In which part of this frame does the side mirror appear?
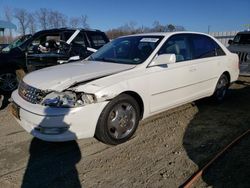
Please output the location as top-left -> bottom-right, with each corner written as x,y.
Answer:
149,54 -> 176,67
228,40 -> 233,45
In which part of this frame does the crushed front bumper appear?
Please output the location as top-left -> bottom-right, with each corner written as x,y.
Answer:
11,90 -> 108,142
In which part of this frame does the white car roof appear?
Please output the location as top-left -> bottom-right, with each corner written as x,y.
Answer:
122,31 -> 212,38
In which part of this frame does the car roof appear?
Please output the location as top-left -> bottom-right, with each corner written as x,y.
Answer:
236,31 -> 250,35
34,28 -> 103,36
122,31 -> 213,38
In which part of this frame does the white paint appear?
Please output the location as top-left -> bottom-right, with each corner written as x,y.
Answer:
12,31 -> 239,142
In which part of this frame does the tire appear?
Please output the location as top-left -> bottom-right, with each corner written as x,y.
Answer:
95,94 -> 140,145
0,70 -> 18,93
213,74 -> 229,103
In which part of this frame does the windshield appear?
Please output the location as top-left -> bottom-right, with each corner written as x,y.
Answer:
2,34 -> 32,52
233,34 -> 250,44
89,35 -> 163,64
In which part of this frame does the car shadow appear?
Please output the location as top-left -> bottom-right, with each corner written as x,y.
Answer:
182,80 -> 250,187
21,107 -> 82,188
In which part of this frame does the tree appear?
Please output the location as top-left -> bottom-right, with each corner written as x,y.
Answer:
106,21 -> 186,39
152,21 -> 167,32
80,15 -> 89,29
28,13 -> 37,34
36,8 -> 49,30
14,8 -> 30,35
4,6 -> 13,39
70,17 -> 80,28
167,24 -> 176,32
48,10 -> 67,29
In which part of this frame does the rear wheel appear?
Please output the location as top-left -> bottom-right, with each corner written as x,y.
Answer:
95,94 -> 140,145
213,74 -> 229,103
0,70 -> 18,93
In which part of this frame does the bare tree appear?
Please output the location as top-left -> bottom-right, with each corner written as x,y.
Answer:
36,8 -> 49,30
48,10 -> 67,29
167,24 -> 176,32
4,6 -> 13,22
152,21 -> 167,32
106,21 -> 186,39
80,15 -> 89,29
28,13 -> 37,34
14,8 -> 30,35
70,17 -> 80,28
4,6 -> 13,39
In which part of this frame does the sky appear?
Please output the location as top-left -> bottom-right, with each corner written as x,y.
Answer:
0,0 -> 249,33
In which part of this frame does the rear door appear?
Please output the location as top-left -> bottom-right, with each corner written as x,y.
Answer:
188,34 -> 226,97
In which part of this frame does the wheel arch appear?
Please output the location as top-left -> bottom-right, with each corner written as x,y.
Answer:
121,91 -> 144,120
222,71 -> 231,86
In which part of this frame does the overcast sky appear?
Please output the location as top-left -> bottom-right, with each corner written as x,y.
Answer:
0,0 -> 249,32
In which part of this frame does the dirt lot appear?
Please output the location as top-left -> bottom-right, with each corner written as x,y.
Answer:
0,76 -> 250,188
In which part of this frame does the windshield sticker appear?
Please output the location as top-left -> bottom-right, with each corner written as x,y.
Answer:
140,38 -> 159,43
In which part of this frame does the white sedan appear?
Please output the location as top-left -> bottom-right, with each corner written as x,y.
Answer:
11,32 -> 239,145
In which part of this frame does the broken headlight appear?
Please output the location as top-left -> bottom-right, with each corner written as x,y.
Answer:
41,91 -> 96,108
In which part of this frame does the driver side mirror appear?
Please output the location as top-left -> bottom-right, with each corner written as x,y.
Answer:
149,54 -> 176,67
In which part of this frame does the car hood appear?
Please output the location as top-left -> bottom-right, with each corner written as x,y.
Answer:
23,60 -> 136,91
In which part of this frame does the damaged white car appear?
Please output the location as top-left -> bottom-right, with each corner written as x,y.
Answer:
10,32 -> 239,145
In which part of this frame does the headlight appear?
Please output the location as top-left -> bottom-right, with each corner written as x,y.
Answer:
41,91 -> 96,108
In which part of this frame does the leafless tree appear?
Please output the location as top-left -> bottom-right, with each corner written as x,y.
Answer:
14,8 -> 30,35
4,6 -> 13,38
4,6 -> 13,22
80,15 -> 89,29
36,8 -> 49,30
152,21 -> 167,32
48,10 -> 67,29
167,24 -> 176,32
106,21 -> 185,39
70,17 -> 80,28
28,13 -> 37,34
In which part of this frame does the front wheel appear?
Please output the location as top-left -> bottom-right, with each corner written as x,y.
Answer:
0,70 -> 18,93
213,74 -> 229,103
95,94 -> 140,145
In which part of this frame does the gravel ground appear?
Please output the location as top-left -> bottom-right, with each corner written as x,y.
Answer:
0,76 -> 249,188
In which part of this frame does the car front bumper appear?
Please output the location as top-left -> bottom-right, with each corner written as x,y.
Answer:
11,90 -> 108,142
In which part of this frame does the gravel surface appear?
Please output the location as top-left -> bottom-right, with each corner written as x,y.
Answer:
0,76 -> 249,188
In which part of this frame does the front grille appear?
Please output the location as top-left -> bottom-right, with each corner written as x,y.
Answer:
18,81 -> 45,104
237,51 -> 249,63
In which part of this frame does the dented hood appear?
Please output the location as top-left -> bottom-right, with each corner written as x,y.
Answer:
23,60 -> 135,91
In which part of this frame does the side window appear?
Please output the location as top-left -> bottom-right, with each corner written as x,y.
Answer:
72,33 -> 86,47
28,33 -> 60,50
191,35 -> 225,59
158,34 -> 192,62
87,32 -> 108,49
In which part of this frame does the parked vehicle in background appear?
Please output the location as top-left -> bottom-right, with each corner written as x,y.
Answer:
0,28 -> 109,93
228,31 -> 250,75
0,44 -> 8,51
11,32 -> 239,145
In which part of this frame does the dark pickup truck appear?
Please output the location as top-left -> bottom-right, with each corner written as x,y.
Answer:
228,31 -> 250,75
0,28 -> 109,92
